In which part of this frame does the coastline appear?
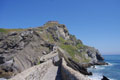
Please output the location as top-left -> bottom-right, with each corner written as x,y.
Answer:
87,55 -> 120,80
87,63 -> 112,80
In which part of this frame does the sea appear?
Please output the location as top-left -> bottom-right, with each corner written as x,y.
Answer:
88,55 -> 120,80
0,55 -> 120,80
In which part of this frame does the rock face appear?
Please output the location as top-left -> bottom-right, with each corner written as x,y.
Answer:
0,21 -> 105,78
86,47 -> 104,63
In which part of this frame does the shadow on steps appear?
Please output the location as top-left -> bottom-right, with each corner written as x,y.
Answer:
54,58 -> 62,80
55,65 -> 62,80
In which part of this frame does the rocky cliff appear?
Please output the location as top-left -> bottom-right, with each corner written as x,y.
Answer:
0,21 -> 105,79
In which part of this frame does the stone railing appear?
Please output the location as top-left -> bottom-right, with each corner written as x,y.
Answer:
8,60 -> 53,80
8,47 -> 59,80
61,58 -> 90,80
8,46 -> 91,80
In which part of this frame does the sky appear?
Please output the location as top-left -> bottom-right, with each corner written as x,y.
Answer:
0,0 -> 120,54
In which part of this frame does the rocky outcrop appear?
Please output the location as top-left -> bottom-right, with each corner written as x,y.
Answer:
101,76 -> 109,80
86,47 -> 104,63
0,30 -> 52,77
46,24 -> 70,41
0,21 -> 105,79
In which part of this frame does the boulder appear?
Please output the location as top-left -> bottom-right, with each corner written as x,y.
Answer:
101,75 -> 109,80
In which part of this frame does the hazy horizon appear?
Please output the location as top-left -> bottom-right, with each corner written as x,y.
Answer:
0,0 -> 120,54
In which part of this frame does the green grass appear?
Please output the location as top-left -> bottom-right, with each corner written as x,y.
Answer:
60,44 -> 76,57
0,28 -> 25,33
43,23 -> 59,29
48,34 -> 54,42
0,28 -> 7,33
76,43 -> 84,49
37,61 -> 41,65
41,31 -> 55,43
83,59 -> 90,63
60,43 -> 80,62
59,37 -> 66,43
59,37 -> 90,63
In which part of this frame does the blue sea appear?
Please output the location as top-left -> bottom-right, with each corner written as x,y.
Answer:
88,55 -> 120,80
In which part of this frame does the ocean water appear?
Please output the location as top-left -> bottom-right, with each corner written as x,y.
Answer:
88,55 -> 120,80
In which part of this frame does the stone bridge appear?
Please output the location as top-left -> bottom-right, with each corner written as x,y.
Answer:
8,47 -> 90,80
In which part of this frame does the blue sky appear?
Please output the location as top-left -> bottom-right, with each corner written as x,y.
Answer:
0,0 -> 120,54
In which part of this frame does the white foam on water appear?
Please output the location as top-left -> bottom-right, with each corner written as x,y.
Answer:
88,73 -> 102,80
88,73 -> 116,80
87,65 -> 105,71
107,62 -> 116,66
95,66 -> 105,70
88,63 -> 116,80
90,62 -> 115,71
105,62 -> 117,67
0,78 -> 6,80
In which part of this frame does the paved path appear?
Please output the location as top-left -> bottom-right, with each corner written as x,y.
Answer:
41,65 -> 62,80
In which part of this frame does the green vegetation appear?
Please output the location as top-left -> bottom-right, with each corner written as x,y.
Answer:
59,37 -> 79,62
60,44 -> 77,57
76,43 -> 84,49
0,28 -> 25,33
40,32 -> 90,63
59,37 -> 66,43
48,34 -> 54,43
37,61 -> 40,65
0,23 -> 91,64
36,25 -> 90,63
60,43 -> 79,62
43,23 -> 59,29
40,31 -> 55,43
59,37 -> 90,63
0,28 -> 7,33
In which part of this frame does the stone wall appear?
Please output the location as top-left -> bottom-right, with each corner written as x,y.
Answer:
8,58 -> 91,80
8,46 -> 91,80
61,58 -> 90,80
8,60 -> 53,80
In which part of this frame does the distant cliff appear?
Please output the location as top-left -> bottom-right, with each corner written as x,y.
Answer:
0,21 -> 105,79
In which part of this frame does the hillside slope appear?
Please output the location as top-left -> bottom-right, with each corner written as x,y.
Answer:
0,21 -> 105,78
